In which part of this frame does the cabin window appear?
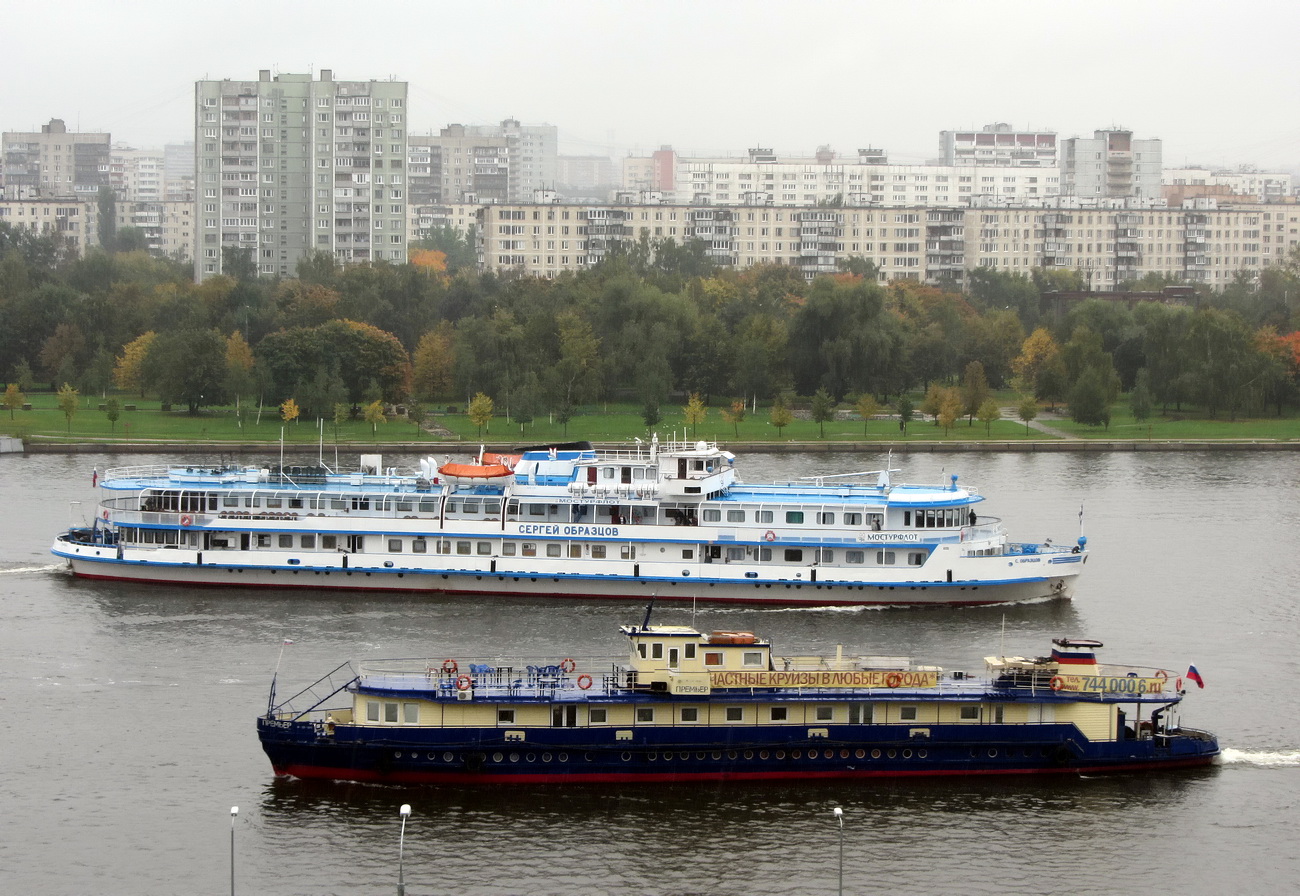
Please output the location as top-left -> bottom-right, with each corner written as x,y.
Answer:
267,498 -> 283,508
257,534 -> 271,548
250,498 -> 262,508
960,706 -> 981,721
704,652 -> 724,666
384,702 -> 399,723
903,510 -> 911,526
521,543 -> 537,557
868,514 -> 883,530
876,551 -> 896,565
900,706 -> 918,721
396,501 -> 412,512
602,467 -> 616,480
727,510 -> 745,522
770,707 -> 788,721
636,707 -> 655,723
478,542 -> 492,556
620,546 -> 636,560
743,651 -> 763,667
701,509 -> 719,522
351,497 -> 370,511
389,539 -> 403,553
569,544 -> 582,558
844,512 -> 862,526
498,709 -> 516,724
457,541 -> 472,555
815,706 -> 834,721
726,547 -> 745,561
591,545 -> 606,559
463,502 -> 480,514
437,540 -> 451,554
757,510 -> 773,523
908,552 -> 926,566
412,539 -> 427,554
279,534 -> 293,548
994,706 -> 1005,723
445,501 -> 459,514
403,703 -> 419,724
785,511 -> 804,524
684,644 -> 696,659
589,708 -> 608,724
651,643 -> 663,660
682,549 -> 694,559
783,549 -> 803,562
223,496 -> 240,507
322,535 -> 337,550
528,504 -> 545,516
759,548 -> 772,561
501,543 -> 516,556
848,704 -> 871,724
484,500 -> 502,515
366,701 -> 380,722
817,512 -> 835,525
547,544 -> 562,558
816,549 -> 834,563
301,535 -> 316,549
726,707 -> 743,721
419,500 -> 437,513
331,499 -> 347,510
680,707 -> 699,723
846,550 -> 864,564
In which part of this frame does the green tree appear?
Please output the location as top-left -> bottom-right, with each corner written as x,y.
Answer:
683,393 -> 707,437
332,402 -> 350,440
642,401 -> 662,429
769,395 -> 794,437
977,397 -> 1001,436
467,392 -> 494,437
1130,368 -> 1154,422
1069,367 -> 1112,427
720,400 -> 746,437
1016,395 -> 1039,434
961,360 -> 991,425
810,388 -> 836,438
854,393 -> 880,435
3,382 -> 23,419
140,328 -> 228,414
937,391 -> 961,436
57,381 -> 79,432
555,399 -> 574,437
896,395 -> 914,436
364,399 -> 387,436
408,401 -> 426,437
104,397 -> 120,433
13,359 -> 36,393
411,323 -> 455,401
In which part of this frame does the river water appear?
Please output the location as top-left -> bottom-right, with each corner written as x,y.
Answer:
2,448 -> 1298,895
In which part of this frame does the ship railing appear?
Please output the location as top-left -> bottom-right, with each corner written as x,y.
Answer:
268,661 -> 359,720
357,656 -> 624,696
103,464 -> 178,482
1003,538 -> 1081,556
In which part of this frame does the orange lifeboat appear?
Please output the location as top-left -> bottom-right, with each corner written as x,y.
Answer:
437,462 -> 514,481
708,631 -> 757,644
481,453 -> 521,470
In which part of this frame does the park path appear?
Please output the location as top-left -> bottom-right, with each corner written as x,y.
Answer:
1002,407 -> 1081,440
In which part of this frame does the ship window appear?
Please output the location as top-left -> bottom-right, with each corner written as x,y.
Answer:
484,500 -> 502,515
620,546 -> 636,560
223,496 -> 239,507
727,509 -> 745,522
783,549 -> 803,562
846,550 -> 864,564
702,509 -> 720,522
366,701 -> 380,722
759,548 -> 772,561
519,541 -> 535,556
994,706 -> 1005,723
257,534 -> 271,548
389,539 -> 402,552
602,467 -> 616,480
384,702 -> 399,723
412,539 -> 427,553
743,651 -> 763,667
463,502 -> 480,514
816,549 -> 834,563
591,545 -> 606,559
785,511 -> 804,524
322,535 -> 337,550
498,709 -> 515,724
704,652 -> 724,666
569,544 -> 582,558
682,549 -> 694,559
900,706 -> 918,721
876,551 -> 896,565
547,544 -> 562,557
419,500 -> 437,513
684,644 -> 696,659
815,706 -> 834,721
960,706 -> 981,721
403,703 -> 419,724
636,707 -> 655,723
726,707 -> 743,721
477,542 -> 492,555
637,643 -> 647,658
502,543 -> 516,556
757,510 -> 773,523
869,514 -> 883,530
301,535 -> 315,548
770,707 -> 788,721
726,547 -> 745,561
848,704 -> 871,724
903,510 -> 911,526
652,643 -> 663,659
351,497 -> 370,511
332,499 -> 347,509
250,498 -> 261,508
437,540 -> 451,554
817,512 -> 835,524
267,498 -> 282,508
457,541 -> 471,555
279,534 -> 293,548
528,504 -> 545,516
681,707 -> 699,722
908,552 -> 926,566
396,501 -> 412,512
590,708 -> 607,723
445,501 -> 458,514
844,512 -> 862,526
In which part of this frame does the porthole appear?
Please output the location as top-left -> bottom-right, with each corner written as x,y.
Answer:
987,748 -> 998,758
839,749 -> 849,759
918,749 -> 928,758
542,753 -> 553,763
855,749 -> 866,759
696,752 -> 706,760
887,749 -> 897,759
760,750 -> 770,760
871,749 -> 881,759
525,753 -> 536,762
443,752 -> 454,762
393,751 -> 401,758
776,750 -> 786,760
792,750 -> 802,759
492,752 -> 504,762
711,751 -> 722,760
621,752 -> 632,762
743,750 -> 754,760
679,752 -> 690,761
558,753 -> 569,762
902,749 -> 913,759
727,751 -> 738,760
648,753 -> 658,762
427,752 -> 437,760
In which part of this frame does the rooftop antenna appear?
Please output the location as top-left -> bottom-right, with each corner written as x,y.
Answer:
1000,614 -> 1007,660
641,593 -> 657,630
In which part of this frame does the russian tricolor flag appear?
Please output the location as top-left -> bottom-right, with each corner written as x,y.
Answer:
1186,665 -> 1205,688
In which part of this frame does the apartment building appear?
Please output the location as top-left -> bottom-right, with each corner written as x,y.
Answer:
110,146 -> 165,202
2,119 -> 111,200
1163,166 -> 1295,203
1062,129 -> 1162,200
194,69 -> 408,281
409,119 -> 557,206
938,123 -> 1058,167
0,198 -> 97,253
475,197 -> 1300,290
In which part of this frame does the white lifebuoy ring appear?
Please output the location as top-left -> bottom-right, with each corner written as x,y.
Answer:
764,530 -> 776,542
577,673 -> 593,690
179,514 -> 193,527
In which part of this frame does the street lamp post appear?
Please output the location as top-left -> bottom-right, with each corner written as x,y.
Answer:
397,804 -> 411,896
230,806 -> 238,896
833,806 -> 844,896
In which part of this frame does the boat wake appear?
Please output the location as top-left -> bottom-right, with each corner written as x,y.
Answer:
1220,748 -> 1300,767
0,564 -> 61,575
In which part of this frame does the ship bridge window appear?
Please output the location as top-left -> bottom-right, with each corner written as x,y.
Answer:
743,651 -> 763,667
636,707 -> 655,723
817,512 -> 835,525
680,707 -> 699,722
757,510 -> 773,523
844,512 -> 861,526
702,509 -> 721,522
785,511 -> 804,524
770,707 -> 788,721
727,509 -> 745,522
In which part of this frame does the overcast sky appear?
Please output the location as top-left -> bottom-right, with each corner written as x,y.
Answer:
5,0 -> 1296,169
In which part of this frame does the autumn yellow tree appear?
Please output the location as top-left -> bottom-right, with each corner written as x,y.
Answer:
3,382 -> 25,419
720,400 -> 746,437
1012,328 -> 1061,394
467,392 -> 494,437
683,393 -> 707,437
412,323 -> 455,401
114,331 -> 157,396
408,248 -> 448,272
280,397 -> 300,426
364,399 -> 387,436
854,393 -> 880,435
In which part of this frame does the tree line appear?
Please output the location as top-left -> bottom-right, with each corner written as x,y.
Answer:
3,222 -> 1300,430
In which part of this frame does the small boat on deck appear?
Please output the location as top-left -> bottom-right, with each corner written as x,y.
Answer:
256,623 -> 1218,784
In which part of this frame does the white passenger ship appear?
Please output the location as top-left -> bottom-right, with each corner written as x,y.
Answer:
53,438 -> 1087,606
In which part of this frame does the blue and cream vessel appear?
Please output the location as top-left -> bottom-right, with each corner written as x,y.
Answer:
257,623 -> 1218,784
54,437 -> 1086,606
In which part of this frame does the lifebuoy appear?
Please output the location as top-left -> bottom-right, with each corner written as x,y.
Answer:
764,530 -> 776,543
441,659 -> 458,675
885,672 -> 902,688
179,514 -> 193,527
102,509 -> 110,520
1049,675 -> 1065,691
1175,678 -> 1183,691
455,674 -> 472,691
560,657 -> 576,673
577,673 -> 593,690
1154,669 -> 1168,681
